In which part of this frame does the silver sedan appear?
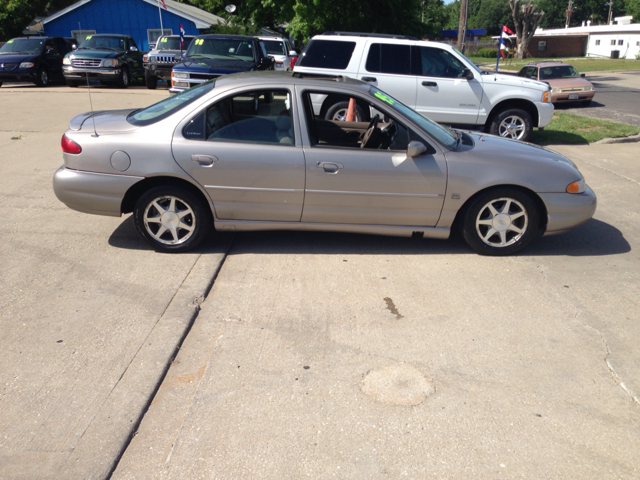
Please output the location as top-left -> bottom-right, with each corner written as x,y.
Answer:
53,72 -> 596,255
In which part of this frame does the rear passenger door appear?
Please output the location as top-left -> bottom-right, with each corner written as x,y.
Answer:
357,42 -> 417,108
171,88 -> 306,222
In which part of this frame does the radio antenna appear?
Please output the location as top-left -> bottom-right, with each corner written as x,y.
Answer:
79,22 -> 99,137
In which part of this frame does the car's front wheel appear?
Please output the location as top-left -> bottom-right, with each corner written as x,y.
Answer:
133,186 -> 211,253
145,70 -> 157,89
461,188 -> 540,256
35,68 -> 49,87
116,66 -> 130,88
488,108 -> 532,141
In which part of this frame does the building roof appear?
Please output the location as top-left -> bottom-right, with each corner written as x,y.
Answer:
42,0 -> 224,29
534,23 -> 640,36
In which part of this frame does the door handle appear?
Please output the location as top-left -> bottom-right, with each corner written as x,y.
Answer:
361,76 -> 377,82
422,81 -> 437,87
191,154 -> 218,166
317,161 -> 343,173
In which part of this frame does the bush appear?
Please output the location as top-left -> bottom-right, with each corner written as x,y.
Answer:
477,48 -> 499,58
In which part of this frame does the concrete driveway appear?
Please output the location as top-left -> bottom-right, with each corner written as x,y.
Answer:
1,84 -> 639,479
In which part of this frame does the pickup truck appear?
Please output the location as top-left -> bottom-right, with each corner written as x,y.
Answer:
170,34 -> 274,94
143,34 -> 195,89
62,34 -> 145,88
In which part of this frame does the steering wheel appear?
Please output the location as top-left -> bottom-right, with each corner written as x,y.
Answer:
360,114 -> 380,149
380,120 -> 397,149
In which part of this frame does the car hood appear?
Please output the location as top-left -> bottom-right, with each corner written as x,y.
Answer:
544,77 -> 593,89
462,131 -> 577,168
480,72 -> 549,92
68,49 -> 123,59
69,109 -> 138,134
0,53 -> 39,63
176,56 -> 255,74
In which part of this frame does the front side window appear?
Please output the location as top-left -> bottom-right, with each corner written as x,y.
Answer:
184,89 -> 294,145
262,39 -> 286,55
296,40 -> 356,70
418,46 -> 466,78
365,43 -> 412,75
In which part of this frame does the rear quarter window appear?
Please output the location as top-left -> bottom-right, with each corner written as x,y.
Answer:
297,40 -> 356,70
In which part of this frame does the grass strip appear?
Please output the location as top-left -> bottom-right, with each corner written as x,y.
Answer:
532,112 -> 639,145
471,57 -> 640,73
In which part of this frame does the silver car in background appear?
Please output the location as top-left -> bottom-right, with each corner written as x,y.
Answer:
53,72 -> 596,255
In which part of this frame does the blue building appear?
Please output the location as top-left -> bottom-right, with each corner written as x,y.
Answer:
42,0 -> 224,51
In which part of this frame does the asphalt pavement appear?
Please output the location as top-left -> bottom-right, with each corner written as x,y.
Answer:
1,82 -> 639,480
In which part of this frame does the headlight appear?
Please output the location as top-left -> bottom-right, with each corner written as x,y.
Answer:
19,62 -> 34,68
102,59 -> 119,67
583,86 -> 594,91
173,72 -> 188,79
63,57 -> 71,65
551,87 -> 562,93
566,177 -> 586,194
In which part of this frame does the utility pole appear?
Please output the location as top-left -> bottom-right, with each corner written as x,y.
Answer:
565,0 -> 575,28
606,0 -> 613,24
456,0 -> 468,52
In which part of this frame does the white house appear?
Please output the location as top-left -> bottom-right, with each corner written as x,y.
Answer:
534,16 -> 640,59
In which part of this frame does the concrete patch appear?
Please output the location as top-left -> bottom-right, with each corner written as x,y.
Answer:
361,364 -> 435,406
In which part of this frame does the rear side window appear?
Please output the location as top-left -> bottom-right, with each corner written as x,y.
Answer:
365,43 -> 411,75
297,40 -> 356,70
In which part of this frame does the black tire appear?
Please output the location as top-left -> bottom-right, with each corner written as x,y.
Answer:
145,70 -> 157,89
65,79 -> 80,88
116,66 -> 130,89
133,186 -> 211,253
488,108 -> 533,142
34,68 -> 50,87
581,99 -> 592,107
0,82 -> 3,87
325,101 -> 365,122
461,188 -> 540,256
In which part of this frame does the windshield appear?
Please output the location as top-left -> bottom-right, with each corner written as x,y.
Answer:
187,38 -> 255,61
156,36 -> 192,50
127,80 -> 216,126
79,36 -> 125,51
0,38 -> 44,55
369,87 -> 457,149
452,46 -> 483,74
262,40 -> 285,55
539,65 -> 580,80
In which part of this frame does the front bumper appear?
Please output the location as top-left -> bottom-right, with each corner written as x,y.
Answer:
53,166 -> 143,217
540,186 -> 597,235
0,67 -> 38,83
552,91 -> 596,104
63,66 -> 121,82
537,101 -> 555,128
144,63 -> 174,79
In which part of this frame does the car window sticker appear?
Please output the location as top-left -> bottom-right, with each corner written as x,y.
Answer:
374,91 -> 395,105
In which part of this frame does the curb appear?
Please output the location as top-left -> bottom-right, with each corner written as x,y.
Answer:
594,133 -> 640,144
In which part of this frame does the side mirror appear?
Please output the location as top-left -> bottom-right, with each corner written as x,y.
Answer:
71,44 -> 77,50
462,68 -> 474,80
289,50 -> 298,56
407,141 -> 427,158
580,73 -> 586,78
130,46 -> 138,52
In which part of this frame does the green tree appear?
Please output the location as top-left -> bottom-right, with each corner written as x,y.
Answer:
625,0 -> 640,21
469,0 -> 512,35
0,0 -> 47,40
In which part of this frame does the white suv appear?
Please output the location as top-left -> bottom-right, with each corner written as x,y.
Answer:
293,32 -> 554,141
257,35 -> 298,71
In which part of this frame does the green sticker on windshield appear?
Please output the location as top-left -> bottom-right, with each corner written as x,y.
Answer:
7,39 -> 13,43
161,37 -> 168,43
195,38 -> 204,45
86,35 -> 92,40
374,91 -> 394,105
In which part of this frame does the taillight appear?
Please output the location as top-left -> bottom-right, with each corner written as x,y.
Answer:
61,134 -> 82,154
290,56 -> 298,69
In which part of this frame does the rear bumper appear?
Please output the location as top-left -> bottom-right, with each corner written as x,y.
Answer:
53,166 -> 143,217
540,186 -> 597,235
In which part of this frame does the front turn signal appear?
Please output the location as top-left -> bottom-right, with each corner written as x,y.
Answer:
542,91 -> 550,103
566,179 -> 585,194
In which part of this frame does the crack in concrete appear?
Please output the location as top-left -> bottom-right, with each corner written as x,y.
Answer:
585,325 -> 640,405
581,160 -> 640,186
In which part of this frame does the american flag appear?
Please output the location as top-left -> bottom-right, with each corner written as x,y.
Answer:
160,0 -> 167,9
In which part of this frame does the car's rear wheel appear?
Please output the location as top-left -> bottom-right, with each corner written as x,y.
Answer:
488,108 -> 532,141
145,70 -> 157,89
461,188 -> 540,256
325,101 -> 364,122
116,66 -> 129,89
35,68 -> 49,87
133,186 -> 211,253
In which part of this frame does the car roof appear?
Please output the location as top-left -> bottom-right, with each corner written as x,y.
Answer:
257,36 -> 285,40
213,70 -> 370,91
198,34 -> 256,41
525,61 -> 568,67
